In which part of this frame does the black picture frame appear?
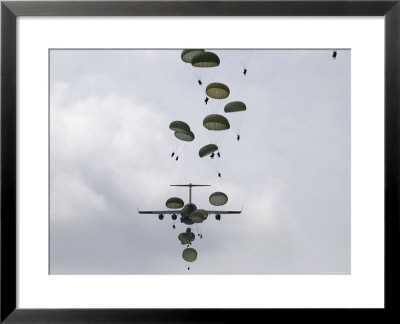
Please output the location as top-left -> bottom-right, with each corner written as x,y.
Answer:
1,0 -> 399,322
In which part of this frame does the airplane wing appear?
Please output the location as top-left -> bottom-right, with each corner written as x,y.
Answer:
138,210 -> 180,214
207,210 -> 242,214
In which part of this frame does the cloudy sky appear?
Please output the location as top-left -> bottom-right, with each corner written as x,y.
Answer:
49,49 -> 350,275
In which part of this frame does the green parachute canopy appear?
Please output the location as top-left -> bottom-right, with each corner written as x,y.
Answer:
224,101 -> 247,113
209,192 -> 228,206
203,114 -> 230,131
187,231 -> 195,241
174,130 -> 195,142
182,248 -> 198,262
169,121 -> 191,133
189,210 -> 205,223
196,209 -> 208,220
191,51 -> 220,68
206,82 -> 230,99
165,197 -> 184,209
178,233 -> 195,245
181,49 -> 205,64
197,209 -> 208,219
181,204 -> 197,218
199,144 -> 218,158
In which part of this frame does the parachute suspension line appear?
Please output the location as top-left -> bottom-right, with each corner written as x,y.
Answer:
193,54 -> 221,92
205,64 -> 220,84
230,111 -> 247,139
205,125 -> 228,149
169,136 -> 179,159
246,50 -> 254,69
195,223 -> 203,238
174,137 -> 192,159
186,64 -> 203,86
208,98 -> 225,114
236,50 -> 254,74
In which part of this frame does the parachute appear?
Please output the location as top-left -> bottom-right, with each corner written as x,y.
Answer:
181,204 -> 197,218
203,114 -> 230,131
189,210 -> 206,223
187,231 -> 195,241
195,209 -> 208,220
206,82 -> 230,100
224,101 -> 246,113
178,232 -> 195,245
174,130 -> 195,142
191,51 -> 220,68
181,50 -> 218,86
209,192 -> 228,206
199,144 -> 218,158
166,197 -> 184,209
224,101 -> 247,139
169,121 -> 191,133
182,248 -> 198,262
181,49 -> 204,64
201,115 -> 229,176
169,121 -> 194,159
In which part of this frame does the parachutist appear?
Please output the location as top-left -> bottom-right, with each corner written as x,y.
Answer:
200,235 -> 203,239
243,68 -> 247,75
173,225 -> 176,229
332,50 -> 337,59
237,134 -> 240,141
218,172 -> 221,178
176,156 -> 179,161
217,152 -> 220,158
171,152 -> 175,157
198,80 -> 202,86
188,267 -> 190,270
210,153 -> 215,159
205,97 -> 209,105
